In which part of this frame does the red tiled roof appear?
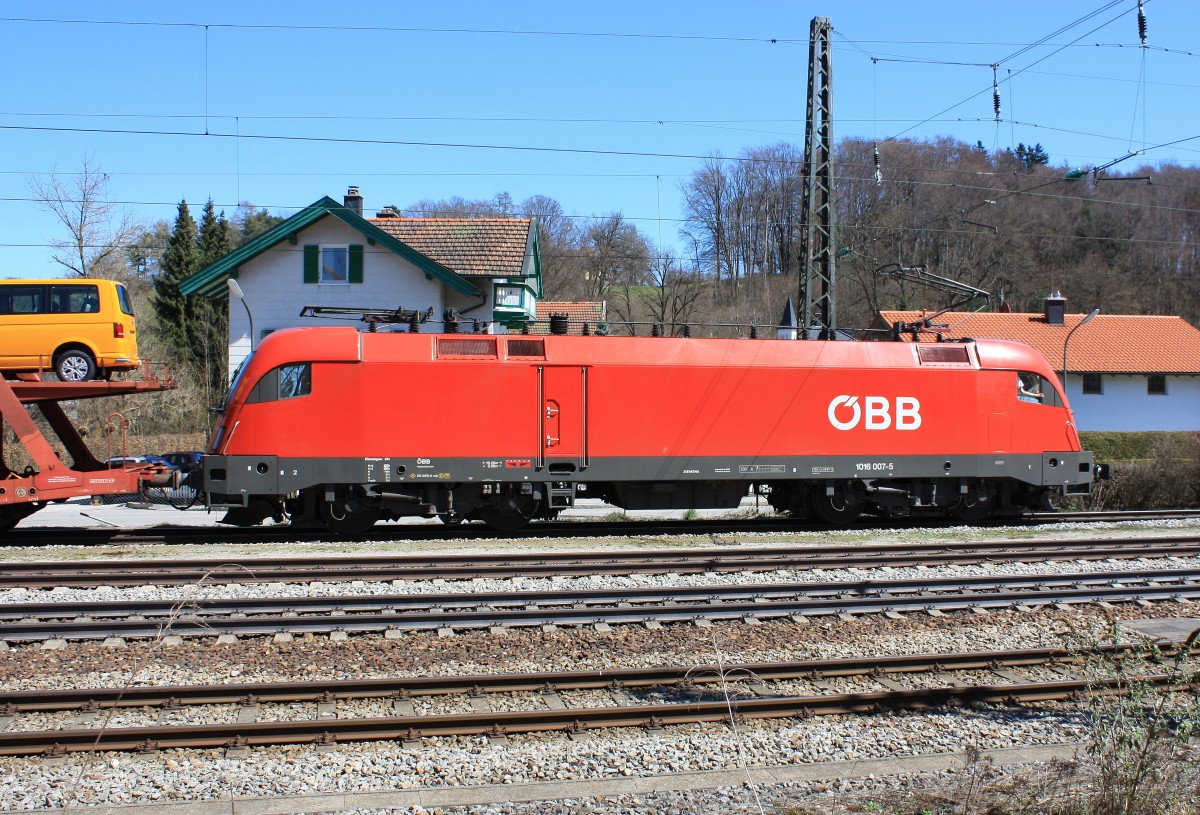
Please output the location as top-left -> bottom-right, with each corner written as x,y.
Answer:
528,301 -> 607,334
369,218 -> 530,278
879,311 -> 1200,374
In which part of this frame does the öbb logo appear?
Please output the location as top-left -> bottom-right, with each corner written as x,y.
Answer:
827,396 -> 922,431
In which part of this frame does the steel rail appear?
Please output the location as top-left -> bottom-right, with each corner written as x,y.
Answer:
0,645 -> 1146,712
4,509 -> 1196,549
1,535 -> 1196,589
2,566 -> 1198,620
2,568 -> 1200,641
0,671 -> 1187,757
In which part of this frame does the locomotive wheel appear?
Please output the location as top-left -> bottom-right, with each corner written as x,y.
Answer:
317,486 -> 380,534
1029,488 -> 1056,512
811,485 -> 862,526
950,489 -> 995,523
479,495 -> 541,532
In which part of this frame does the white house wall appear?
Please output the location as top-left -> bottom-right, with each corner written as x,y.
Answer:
1065,374 -> 1200,431
227,217 -> 445,373
445,286 -> 495,331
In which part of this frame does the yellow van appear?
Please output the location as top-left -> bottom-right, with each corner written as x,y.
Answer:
0,279 -> 140,381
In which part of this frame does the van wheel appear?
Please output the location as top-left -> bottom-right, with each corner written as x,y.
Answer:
55,350 -> 96,382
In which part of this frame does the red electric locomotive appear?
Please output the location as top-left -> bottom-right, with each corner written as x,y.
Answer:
198,328 -> 1099,533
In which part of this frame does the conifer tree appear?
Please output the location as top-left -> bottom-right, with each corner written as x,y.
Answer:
194,199 -> 236,394
152,200 -> 198,364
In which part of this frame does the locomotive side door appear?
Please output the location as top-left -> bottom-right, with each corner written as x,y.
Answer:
538,365 -> 589,470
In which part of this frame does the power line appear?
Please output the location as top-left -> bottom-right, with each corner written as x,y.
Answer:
996,0 -> 1125,65
0,123 -> 772,164
869,2 -> 1135,144
0,16 -> 798,45
0,222 -> 1195,256
5,114 -> 1198,168
7,163 -> 1200,240
4,121 -> 1197,174
1,169 -> 687,180
1092,42 -> 1200,58
8,158 -> 1200,221
0,110 -> 822,125
878,8 -> 1128,145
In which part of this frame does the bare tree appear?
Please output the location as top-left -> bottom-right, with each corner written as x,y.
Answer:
521,194 -> 584,300
681,144 -> 804,305
579,213 -> 653,301
643,250 -> 705,335
28,156 -> 141,277
681,155 -> 731,282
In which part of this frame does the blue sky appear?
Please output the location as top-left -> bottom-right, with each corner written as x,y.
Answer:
2,0 -> 1197,278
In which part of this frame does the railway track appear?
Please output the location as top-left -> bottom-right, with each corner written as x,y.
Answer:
4,567 -> 1200,641
0,534 -> 1196,589
0,644 -> 1191,756
4,508 -> 1196,549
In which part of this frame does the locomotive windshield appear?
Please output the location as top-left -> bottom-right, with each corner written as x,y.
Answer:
219,353 -> 255,413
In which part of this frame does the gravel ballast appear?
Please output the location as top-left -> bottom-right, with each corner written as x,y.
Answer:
0,517 -> 1197,812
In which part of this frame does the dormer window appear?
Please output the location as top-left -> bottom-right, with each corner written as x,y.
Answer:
495,285 -> 526,308
492,280 -> 536,327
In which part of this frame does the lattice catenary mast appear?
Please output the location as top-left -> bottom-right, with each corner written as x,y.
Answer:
800,16 -> 836,337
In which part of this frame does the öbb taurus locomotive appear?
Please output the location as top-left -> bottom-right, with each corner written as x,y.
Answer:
199,327 -> 1098,533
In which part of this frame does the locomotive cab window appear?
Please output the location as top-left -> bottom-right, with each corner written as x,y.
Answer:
247,363 -> 312,404
279,363 -> 311,399
1016,372 -> 1063,407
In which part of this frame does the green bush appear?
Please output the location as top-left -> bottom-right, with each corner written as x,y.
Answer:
1078,431 -> 1200,510
1079,431 -> 1198,464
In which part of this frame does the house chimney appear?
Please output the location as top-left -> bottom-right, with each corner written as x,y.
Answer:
1044,291 -> 1066,326
344,186 -> 364,217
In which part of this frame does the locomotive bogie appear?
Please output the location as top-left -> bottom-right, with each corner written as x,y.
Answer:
199,329 -> 1100,532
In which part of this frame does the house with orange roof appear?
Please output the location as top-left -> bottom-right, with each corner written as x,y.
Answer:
525,301 -> 608,334
180,187 -> 543,373
878,294 -> 1200,431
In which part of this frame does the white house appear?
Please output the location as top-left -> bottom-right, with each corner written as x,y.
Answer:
179,188 -> 543,373
880,300 -> 1200,432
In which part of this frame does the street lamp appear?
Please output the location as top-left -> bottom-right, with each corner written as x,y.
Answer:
1065,309 -> 1099,391
227,278 -> 256,352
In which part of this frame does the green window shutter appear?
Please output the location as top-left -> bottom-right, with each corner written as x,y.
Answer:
303,245 -> 319,283
348,244 -> 364,284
